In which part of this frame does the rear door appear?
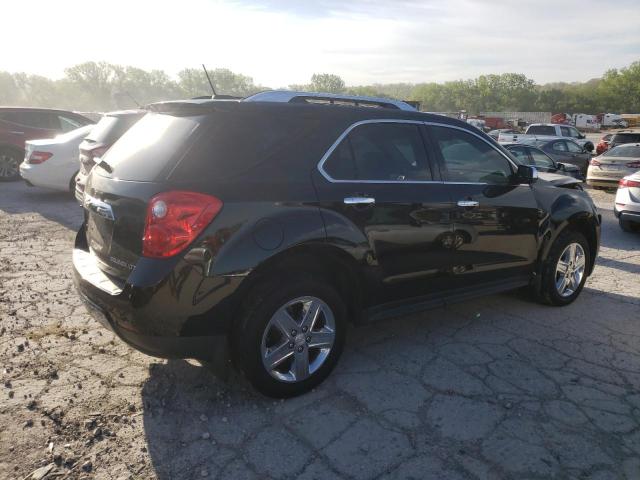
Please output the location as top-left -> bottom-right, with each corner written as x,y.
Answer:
313,120 -> 456,306
426,124 -> 539,287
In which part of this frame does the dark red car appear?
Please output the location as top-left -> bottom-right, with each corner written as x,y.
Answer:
596,133 -> 612,156
0,107 -> 94,181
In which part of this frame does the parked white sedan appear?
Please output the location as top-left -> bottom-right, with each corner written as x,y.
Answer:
20,125 -> 93,193
614,171 -> 640,232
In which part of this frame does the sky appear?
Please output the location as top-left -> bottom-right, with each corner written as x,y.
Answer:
2,0 -> 640,87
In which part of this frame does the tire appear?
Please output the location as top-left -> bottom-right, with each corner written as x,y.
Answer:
69,172 -> 79,195
0,147 -> 22,182
619,217 -> 638,233
533,230 -> 590,306
232,274 -> 346,398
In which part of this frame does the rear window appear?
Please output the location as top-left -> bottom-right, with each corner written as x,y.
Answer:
100,113 -> 201,181
527,125 -> 556,136
86,114 -> 143,144
604,145 -> 640,157
611,133 -> 640,144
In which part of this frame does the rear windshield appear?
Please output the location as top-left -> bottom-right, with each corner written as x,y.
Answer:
527,125 -> 556,135
611,133 -> 640,144
603,145 -> 640,157
100,113 -> 201,181
86,114 -> 143,144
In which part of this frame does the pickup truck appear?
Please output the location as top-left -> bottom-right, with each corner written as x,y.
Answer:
498,123 -> 594,152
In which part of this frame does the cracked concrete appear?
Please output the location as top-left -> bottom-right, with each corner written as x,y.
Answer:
1,181 -> 639,479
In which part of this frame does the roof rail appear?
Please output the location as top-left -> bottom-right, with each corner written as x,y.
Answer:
243,90 -> 417,111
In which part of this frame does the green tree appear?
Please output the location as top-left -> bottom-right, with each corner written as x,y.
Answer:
308,73 -> 345,93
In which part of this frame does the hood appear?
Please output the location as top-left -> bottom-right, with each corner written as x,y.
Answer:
538,171 -> 582,188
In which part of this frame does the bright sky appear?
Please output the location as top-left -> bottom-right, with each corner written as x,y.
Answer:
3,0 -> 639,87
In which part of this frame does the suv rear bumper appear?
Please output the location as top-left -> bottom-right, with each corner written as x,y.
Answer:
72,239 -> 230,363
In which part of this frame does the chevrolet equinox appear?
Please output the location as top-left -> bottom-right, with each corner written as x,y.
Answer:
73,91 -> 601,397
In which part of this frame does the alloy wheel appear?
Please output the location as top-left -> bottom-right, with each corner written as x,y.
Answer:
260,296 -> 336,383
555,242 -> 586,297
0,152 -> 19,179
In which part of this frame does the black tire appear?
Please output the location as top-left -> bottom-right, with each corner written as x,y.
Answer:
232,273 -> 346,398
69,171 -> 79,195
0,147 -> 22,182
533,230 -> 590,306
619,217 -> 638,233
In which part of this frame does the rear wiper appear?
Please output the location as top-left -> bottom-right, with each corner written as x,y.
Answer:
95,159 -> 113,174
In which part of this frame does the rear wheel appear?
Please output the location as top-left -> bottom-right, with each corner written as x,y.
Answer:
232,274 -> 346,397
533,230 -> 590,306
0,148 -> 21,182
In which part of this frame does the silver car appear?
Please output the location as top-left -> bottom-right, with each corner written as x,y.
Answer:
587,143 -> 640,189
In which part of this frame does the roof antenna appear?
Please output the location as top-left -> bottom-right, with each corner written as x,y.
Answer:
202,64 -> 217,98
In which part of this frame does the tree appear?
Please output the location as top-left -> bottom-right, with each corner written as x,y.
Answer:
308,73 -> 345,93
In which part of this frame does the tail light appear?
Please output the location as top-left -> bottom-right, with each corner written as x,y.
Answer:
590,158 -> 601,166
142,191 -> 223,258
619,178 -> 640,188
625,161 -> 640,168
28,151 -> 53,164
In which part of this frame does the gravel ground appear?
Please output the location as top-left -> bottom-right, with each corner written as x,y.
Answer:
1,181 -> 639,480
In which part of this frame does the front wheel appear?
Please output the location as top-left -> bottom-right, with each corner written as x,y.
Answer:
0,148 -> 21,182
533,230 -> 590,306
232,275 -> 346,397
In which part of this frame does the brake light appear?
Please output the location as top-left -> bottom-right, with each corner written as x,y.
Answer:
619,178 -> 640,188
28,151 -> 53,164
590,158 -> 601,166
142,191 -> 223,258
625,161 -> 640,168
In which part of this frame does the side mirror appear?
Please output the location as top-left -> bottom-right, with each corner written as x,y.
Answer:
515,164 -> 538,184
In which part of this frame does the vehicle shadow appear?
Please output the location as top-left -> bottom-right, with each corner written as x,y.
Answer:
0,182 -> 82,231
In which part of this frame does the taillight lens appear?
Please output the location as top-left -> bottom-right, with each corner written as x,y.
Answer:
619,178 -> 640,188
28,151 -> 53,164
590,158 -> 601,166
625,161 -> 640,168
142,191 -> 223,258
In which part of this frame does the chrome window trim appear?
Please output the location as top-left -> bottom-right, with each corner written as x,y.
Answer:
317,119 -> 519,185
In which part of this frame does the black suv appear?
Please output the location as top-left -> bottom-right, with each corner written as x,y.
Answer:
73,92 -> 601,397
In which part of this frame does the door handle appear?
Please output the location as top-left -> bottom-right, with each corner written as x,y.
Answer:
344,196 -> 375,205
457,200 -> 479,208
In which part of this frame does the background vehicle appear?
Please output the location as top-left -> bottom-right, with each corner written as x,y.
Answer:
614,172 -> 640,232
20,125 -> 93,193
75,110 -> 145,202
488,128 -> 518,140
587,144 -> 640,189
596,133 -> 612,155
0,107 -> 93,181
520,138 -> 591,176
597,113 -> 628,129
504,143 -> 584,180
551,113 -> 571,124
73,92 -> 600,397
572,114 -> 600,131
608,131 -> 640,149
498,123 -> 594,151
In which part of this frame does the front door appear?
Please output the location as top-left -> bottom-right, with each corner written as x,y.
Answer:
426,124 -> 540,287
313,121 -> 456,306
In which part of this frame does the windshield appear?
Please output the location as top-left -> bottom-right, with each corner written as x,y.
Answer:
611,133 -> 640,144
54,124 -> 93,142
86,114 -> 143,144
603,145 -> 640,158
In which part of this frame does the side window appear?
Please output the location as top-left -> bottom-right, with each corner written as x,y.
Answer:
528,149 -> 554,168
7,111 -> 56,129
560,126 -> 571,137
323,123 -> 432,181
566,141 -> 583,153
551,141 -> 568,152
508,147 -> 530,165
569,127 -> 581,138
430,126 -> 513,184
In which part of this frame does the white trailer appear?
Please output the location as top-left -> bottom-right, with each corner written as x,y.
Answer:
572,114 -> 600,130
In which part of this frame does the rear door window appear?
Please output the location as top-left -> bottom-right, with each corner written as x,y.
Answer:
0,110 -> 56,129
323,122 -> 432,182
429,126 -> 513,184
